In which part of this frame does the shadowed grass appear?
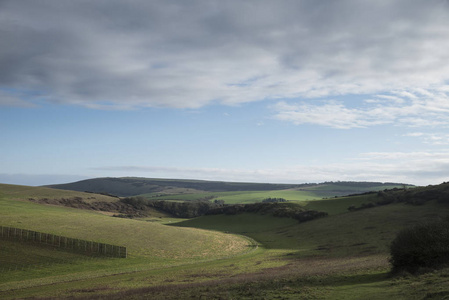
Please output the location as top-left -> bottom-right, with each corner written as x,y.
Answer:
304,193 -> 379,215
174,201 -> 449,258
0,240 -> 90,271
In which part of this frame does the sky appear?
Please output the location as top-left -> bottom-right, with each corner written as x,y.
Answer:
2,0 -> 449,186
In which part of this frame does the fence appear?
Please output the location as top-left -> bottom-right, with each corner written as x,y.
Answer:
0,226 -> 127,258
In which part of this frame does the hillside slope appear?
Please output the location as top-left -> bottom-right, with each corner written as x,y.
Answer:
0,183 -> 118,203
0,184 -> 251,261
46,177 -> 301,196
46,177 -> 410,198
1,182 -> 448,299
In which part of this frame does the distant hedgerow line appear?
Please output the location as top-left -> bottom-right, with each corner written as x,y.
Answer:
0,226 -> 127,258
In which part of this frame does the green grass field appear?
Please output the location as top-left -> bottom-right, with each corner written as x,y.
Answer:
0,183 -> 118,203
1,183 -> 448,299
0,184 -> 255,298
142,189 -> 325,204
304,193 -> 380,215
175,201 -> 446,257
0,197 -> 251,260
140,183 -> 406,204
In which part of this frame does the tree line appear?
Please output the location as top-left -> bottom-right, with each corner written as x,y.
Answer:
119,197 -> 327,222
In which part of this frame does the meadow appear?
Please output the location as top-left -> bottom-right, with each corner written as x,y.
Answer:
143,190 -> 321,204
1,183 -> 448,299
139,181 -> 407,205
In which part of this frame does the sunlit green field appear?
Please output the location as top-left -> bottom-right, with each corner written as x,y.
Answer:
142,189 -> 323,204
0,197 -> 252,260
0,183 -> 117,203
140,183 -> 405,204
0,185 -> 256,298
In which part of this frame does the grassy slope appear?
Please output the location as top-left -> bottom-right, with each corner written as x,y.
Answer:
0,183 -> 118,203
175,201 -> 447,257
169,201 -> 449,299
49,176 -> 408,199
2,183 -> 448,299
302,183 -> 405,193
304,193 -> 380,215
141,184 -> 407,204
0,198 -> 250,259
0,240 -> 90,270
0,184 -> 253,297
145,189 -> 321,204
57,199 -> 445,299
47,177 -> 301,197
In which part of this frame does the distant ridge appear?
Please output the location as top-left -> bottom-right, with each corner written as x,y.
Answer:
46,177 -> 411,197
46,177 -> 302,197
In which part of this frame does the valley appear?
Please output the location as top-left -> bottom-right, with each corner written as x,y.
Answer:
1,179 -> 448,299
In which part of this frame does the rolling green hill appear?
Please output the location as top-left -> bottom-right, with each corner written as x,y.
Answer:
0,183 -> 118,203
0,183 -> 253,297
0,184 -> 250,260
47,177 -> 411,200
2,182 -> 448,299
175,201 -> 447,258
46,177 -> 302,197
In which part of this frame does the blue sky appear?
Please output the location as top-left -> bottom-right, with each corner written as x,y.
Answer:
2,0 -> 449,186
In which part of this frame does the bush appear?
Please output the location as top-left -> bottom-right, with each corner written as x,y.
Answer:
293,210 -> 328,222
262,197 -> 287,203
390,220 -> 449,273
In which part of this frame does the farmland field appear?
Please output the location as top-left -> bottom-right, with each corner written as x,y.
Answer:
141,189 -> 321,204
138,181 -> 408,204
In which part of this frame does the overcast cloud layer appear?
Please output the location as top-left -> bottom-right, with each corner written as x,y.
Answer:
2,1 -> 449,115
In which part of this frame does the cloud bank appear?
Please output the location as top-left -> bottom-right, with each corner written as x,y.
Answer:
94,149 -> 449,186
2,0 -> 449,118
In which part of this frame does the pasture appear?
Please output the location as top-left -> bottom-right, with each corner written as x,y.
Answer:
0,183 -> 117,203
142,189 -> 327,204
1,183 -> 448,299
139,182 -> 403,204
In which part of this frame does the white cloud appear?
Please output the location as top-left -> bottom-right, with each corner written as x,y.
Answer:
354,151 -> 449,184
404,132 -> 425,137
272,101 -> 370,129
93,150 -> 449,186
273,88 -> 449,129
1,0 -> 449,112
404,132 -> 449,145
359,151 -> 449,161
5,152 -> 447,186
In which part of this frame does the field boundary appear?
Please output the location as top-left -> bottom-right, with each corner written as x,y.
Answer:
0,226 -> 127,258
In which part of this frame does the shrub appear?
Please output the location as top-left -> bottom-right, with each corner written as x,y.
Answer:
293,210 -> 328,222
262,197 -> 287,203
390,220 -> 449,273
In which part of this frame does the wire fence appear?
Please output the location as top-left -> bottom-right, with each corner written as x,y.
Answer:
0,226 -> 127,258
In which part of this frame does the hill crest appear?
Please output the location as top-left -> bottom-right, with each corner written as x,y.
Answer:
46,177 -> 411,198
